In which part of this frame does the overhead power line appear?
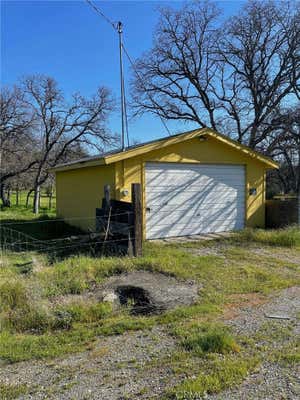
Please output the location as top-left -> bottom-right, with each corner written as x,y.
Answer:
86,0 -> 129,148
85,0 -> 117,31
85,0 -> 172,139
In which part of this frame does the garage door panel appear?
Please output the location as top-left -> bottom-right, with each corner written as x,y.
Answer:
147,183 -> 244,193
147,169 -> 245,177
147,180 -> 245,188
147,174 -> 244,188
147,164 -> 245,173
147,168 -> 244,177
147,208 -> 242,228
148,219 -> 244,232
148,219 -> 244,238
148,201 -> 241,215
147,190 -> 244,202
146,191 -> 244,207
148,214 -> 244,232
147,180 -> 244,191
145,163 -> 245,239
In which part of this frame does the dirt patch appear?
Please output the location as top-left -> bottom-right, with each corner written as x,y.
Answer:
100,271 -> 200,314
183,245 -> 226,258
50,293 -> 97,307
249,246 -> 300,265
222,293 -> 268,321
51,271 -> 200,315
154,232 -> 233,243
223,286 -> 300,335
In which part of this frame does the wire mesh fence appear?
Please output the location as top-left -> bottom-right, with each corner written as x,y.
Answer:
0,210 -> 136,265
1,183 -> 143,263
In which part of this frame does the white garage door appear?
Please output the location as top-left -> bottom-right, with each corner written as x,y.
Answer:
145,163 -> 245,239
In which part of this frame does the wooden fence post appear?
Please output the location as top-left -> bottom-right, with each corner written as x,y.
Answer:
132,183 -> 142,257
102,184 -> 111,212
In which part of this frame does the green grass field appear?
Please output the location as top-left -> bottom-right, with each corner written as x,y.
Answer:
0,204 -> 299,399
1,191 -> 56,221
0,192 -> 85,242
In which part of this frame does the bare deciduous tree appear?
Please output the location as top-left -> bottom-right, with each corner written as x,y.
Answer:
216,0 -> 300,148
132,1 -> 221,129
20,75 -> 116,214
268,106 -> 300,194
0,86 -> 37,206
1,75 -> 115,211
131,0 -> 300,194
132,0 -> 300,150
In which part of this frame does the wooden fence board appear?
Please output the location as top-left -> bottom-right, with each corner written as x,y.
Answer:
96,183 -> 142,256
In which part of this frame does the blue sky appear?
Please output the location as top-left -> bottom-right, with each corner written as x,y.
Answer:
1,0 -> 245,147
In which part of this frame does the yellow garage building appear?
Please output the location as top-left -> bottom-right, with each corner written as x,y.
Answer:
52,128 -> 278,239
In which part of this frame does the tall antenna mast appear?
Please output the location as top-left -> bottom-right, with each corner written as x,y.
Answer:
117,21 -> 126,151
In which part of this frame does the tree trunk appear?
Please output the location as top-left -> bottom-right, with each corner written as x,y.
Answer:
297,148 -> 300,196
276,170 -> 289,194
0,183 -> 11,207
33,185 -> 40,214
48,186 -> 53,209
7,187 -> 11,203
16,186 -> 19,206
26,189 -> 33,208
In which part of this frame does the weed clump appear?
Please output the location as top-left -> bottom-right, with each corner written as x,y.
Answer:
56,301 -> 113,324
167,356 -> 259,399
236,227 -> 300,247
0,383 -> 29,400
0,278 -> 115,334
176,323 -> 240,355
0,279 -> 52,333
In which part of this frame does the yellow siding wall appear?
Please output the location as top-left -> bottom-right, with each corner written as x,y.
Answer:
56,165 -> 115,231
56,136 -> 268,235
114,136 -> 267,235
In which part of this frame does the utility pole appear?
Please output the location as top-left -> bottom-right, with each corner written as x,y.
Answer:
117,21 -> 125,151
85,1 -> 131,147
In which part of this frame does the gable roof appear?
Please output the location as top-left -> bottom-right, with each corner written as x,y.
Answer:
51,128 -> 279,172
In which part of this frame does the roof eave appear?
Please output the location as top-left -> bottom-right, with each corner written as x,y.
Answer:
50,127 -> 279,172
103,128 -> 209,164
49,157 -> 106,172
104,128 -> 279,169
206,129 -> 279,169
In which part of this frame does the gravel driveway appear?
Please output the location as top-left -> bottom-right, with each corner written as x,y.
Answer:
1,286 -> 299,399
0,326 -> 177,399
209,286 -> 300,400
209,361 -> 299,400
